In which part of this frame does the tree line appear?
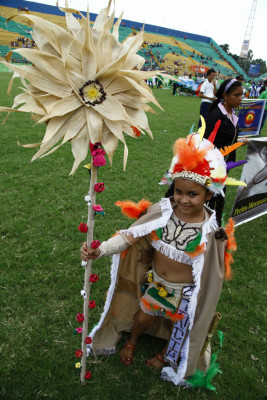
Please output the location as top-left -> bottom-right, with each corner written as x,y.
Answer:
219,44 -> 267,78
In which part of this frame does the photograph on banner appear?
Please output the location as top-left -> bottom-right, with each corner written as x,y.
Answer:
236,100 -> 266,136
231,138 -> 267,226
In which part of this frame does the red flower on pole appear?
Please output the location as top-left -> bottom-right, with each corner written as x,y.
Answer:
89,142 -> 102,154
75,349 -> 83,358
85,336 -> 92,344
91,240 -> 101,249
78,223 -> 88,233
94,182 -> 105,193
88,300 -> 96,309
90,274 -> 99,283
76,313 -> 84,322
85,370 -> 92,379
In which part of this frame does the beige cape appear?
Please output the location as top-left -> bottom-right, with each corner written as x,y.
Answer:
88,198 -> 225,385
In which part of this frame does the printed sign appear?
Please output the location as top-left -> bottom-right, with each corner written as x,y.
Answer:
240,40 -> 249,59
231,138 -> 267,226
249,64 -> 261,76
236,100 -> 266,136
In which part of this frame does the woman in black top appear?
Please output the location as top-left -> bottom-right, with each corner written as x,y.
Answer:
204,78 -> 247,225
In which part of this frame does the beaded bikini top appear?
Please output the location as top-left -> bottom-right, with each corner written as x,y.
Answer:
161,209 -> 209,251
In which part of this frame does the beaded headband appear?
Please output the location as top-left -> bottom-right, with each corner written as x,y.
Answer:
168,118 -> 247,196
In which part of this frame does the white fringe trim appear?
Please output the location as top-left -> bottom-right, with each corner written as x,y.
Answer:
120,198 -> 172,238
151,240 -> 193,265
201,207 -> 218,244
87,253 -> 121,356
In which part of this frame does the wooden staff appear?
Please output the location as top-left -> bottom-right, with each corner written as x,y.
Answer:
200,312 -> 222,356
80,163 -> 98,384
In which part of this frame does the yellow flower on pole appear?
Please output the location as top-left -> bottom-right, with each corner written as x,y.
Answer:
0,0 -> 163,174
84,163 -> 91,170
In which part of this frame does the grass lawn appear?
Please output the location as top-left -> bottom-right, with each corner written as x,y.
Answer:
0,72 -> 266,400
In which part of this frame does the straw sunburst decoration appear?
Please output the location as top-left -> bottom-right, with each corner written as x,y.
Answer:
0,0 -> 162,173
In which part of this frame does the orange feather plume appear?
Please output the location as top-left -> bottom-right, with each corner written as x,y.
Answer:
225,218 -> 237,252
186,243 -> 205,258
223,218 -> 237,280
173,135 -> 213,171
150,230 -> 160,241
115,199 -> 152,219
220,142 -> 244,157
165,311 -> 184,322
141,298 -> 184,321
224,251 -> 233,280
140,297 -> 161,312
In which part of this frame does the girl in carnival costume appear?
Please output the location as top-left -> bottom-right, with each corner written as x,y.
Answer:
81,127 -> 246,388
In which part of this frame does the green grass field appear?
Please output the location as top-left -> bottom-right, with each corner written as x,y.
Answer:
0,72 -> 266,400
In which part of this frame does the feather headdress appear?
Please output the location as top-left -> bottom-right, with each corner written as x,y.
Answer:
169,124 -> 247,196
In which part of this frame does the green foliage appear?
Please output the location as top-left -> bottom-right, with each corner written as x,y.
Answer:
219,43 -> 267,76
0,73 -> 266,399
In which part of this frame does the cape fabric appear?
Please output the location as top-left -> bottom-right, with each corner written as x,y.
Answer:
88,198 -> 225,386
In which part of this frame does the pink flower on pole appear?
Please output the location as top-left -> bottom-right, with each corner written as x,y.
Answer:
92,149 -> 106,167
88,300 -> 96,309
76,313 -> 84,322
93,205 -> 103,212
78,223 -> 88,233
91,240 -> 101,249
85,336 -> 92,344
85,370 -> 92,379
90,274 -> 99,283
94,182 -> 105,193
76,327 -> 83,333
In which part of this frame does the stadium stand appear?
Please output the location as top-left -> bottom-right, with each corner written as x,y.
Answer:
255,72 -> 267,83
0,0 -> 248,80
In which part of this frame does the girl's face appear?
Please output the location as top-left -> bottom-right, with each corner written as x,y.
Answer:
223,86 -> 243,109
173,179 -> 212,222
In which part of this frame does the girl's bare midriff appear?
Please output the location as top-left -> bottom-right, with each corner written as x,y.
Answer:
153,250 -> 193,283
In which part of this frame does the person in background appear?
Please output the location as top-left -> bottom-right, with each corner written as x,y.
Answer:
259,87 -> 267,133
198,69 -> 216,127
259,80 -> 267,95
204,78 -> 248,226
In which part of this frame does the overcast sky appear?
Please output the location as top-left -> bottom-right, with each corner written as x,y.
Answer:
29,0 -> 266,62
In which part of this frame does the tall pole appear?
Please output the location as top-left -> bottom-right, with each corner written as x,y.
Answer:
239,0 -> 258,68
80,163 -> 98,384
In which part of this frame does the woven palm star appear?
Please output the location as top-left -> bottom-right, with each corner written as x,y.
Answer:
0,0 -> 162,173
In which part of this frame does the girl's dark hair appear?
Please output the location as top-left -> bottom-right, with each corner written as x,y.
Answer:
209,78 -> 243,113
165,182 -> 174,198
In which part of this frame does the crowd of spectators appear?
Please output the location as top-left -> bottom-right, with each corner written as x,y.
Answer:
17,6 -> 29,12
10,36 -> 36,48
10,56 -> 31,64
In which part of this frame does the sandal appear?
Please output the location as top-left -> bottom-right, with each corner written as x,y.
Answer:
146,352 -> 166,370
120,341 -> 136,366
